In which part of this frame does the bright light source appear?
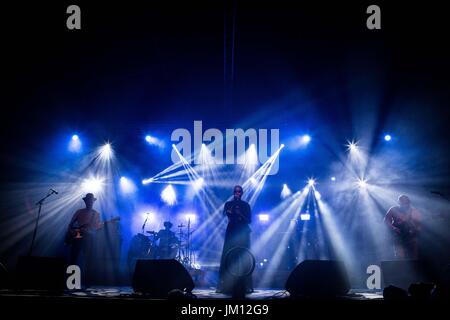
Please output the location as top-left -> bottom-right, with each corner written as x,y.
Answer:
69,134 -> 82,152
120,176 -> 137,194
249,177 -> 258,185
185,213 -> 197,222
258,214 -> 270,222
145,135 -> 164,148
99,143 -> 113,160
384,134 -> 392,141
192,177 -> 204,190
161,184 -> 176,206
346,140 -> 359,152
81,177 -> 104,194
301,135 -> 311,144
280,144 -> 285,148
357,178 -> 368,189
142,177 -> 154,185
300,213 -> 311,221
308,178 -> 316,187
330,176 -> 336,182
281,184 -> 292,199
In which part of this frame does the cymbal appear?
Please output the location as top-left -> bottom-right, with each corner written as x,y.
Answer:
146,231 -> 157,234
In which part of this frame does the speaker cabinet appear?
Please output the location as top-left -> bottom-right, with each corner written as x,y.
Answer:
132,259 -> 195,297
285,260 -> 350,297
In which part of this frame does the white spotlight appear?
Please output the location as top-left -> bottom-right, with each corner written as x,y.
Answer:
357,178 -> 368,189
307,178 -> 316,187
120,176 -> 137,194
81,176 -> 104,194
346,140 -> 359,152
330,176 -> 336,182
281,183 -> 292,199
69,134 -> 82,153
99,143 -> 113,160
161,184 -> 177,206
142,177 -> 154,185
258,214 -> 270,222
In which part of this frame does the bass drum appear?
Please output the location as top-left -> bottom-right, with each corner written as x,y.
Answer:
127,234 -> 154,272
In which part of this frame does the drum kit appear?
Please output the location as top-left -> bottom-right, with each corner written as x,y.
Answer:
127,220 -> 196,270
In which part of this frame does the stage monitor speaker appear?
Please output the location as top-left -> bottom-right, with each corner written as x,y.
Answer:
381,260 -> 435,291
132,259 -> 195,297
285,260 -> 350,297
16,256 -> 67,292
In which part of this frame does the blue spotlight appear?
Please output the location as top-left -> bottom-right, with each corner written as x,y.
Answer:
301,134 -> 311,144
145,135 -> 164,148
384,134 -> 392,141
120,176 -> 137,195
69,134 -> 82,153
258,214 -> 270,222
161,184 -> 177,206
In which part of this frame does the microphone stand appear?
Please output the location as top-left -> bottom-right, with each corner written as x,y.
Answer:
141,214 -> 149,234
28,189 -> 57,256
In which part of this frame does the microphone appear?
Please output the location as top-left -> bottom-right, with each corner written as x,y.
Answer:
50,188 -> 59,195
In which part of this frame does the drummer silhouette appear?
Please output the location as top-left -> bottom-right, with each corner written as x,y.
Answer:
155,221 -> 178,259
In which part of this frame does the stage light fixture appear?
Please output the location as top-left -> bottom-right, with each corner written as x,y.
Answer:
357,178 -> 368,189
346,140 -> 359,152
69,134 -> 82,152
308,178 -> 316,187
99,142 -> 113,160
301,134 -> 311,144
120,176 -> 137,194
384,134 -> 392,141
300,213 -> 311,221
258,214 -> 270,222
330,176 -> 336,182
161,184 -> 177,206
281,183 -> 292,199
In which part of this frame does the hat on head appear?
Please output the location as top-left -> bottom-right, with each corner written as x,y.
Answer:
83,193 -> 97,201
163,221 -> 173,228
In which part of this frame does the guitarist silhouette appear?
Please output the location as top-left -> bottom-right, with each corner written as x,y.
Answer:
66,193 -> 102,284
384,195 -> 421,259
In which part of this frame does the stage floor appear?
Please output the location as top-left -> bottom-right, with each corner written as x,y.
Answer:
0,287 -> 384,300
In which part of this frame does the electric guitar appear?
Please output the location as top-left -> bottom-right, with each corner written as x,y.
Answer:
65,216 -> 120,245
